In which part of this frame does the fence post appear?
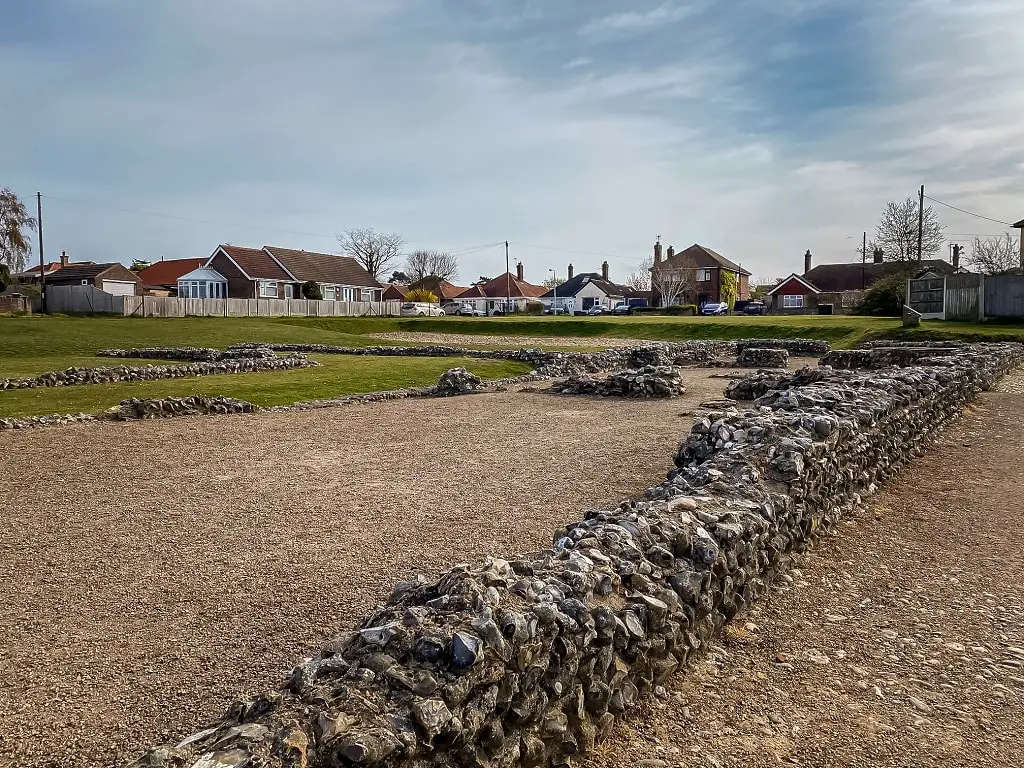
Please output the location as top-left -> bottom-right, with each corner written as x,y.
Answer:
978,274 -> 985,321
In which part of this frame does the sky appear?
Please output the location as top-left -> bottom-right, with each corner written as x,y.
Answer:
3,0 -> 1023,283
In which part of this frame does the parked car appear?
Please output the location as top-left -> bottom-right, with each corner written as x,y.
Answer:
612,302 -> 631,315
400,302 -> 445,317
587,305 -> 607,315
545,306 -> 570,315
700,302 -> 729,316
744,301 -> 766,315
441,302 -> 484,316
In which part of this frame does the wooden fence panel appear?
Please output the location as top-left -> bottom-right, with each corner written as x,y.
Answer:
984,275 -> 1024,318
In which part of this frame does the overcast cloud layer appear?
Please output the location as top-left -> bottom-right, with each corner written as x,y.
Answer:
3,0 -> 1022,282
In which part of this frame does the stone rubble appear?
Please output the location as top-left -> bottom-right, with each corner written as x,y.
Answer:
550,366 -> 687,398
736,347 -> 789,368
436,368 -> 484,396
724,366 -> 832,401
99,346 -> 279,362
819,346 -> 959,370
110,396 -> 259,420
125,342 -> 1020,768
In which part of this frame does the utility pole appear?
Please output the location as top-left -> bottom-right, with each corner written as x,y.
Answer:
861,230 -> 867,290
505,240 -> 511,316
917,184 -> 925,262
549,267 -> 557,315
36,191 -> 46,314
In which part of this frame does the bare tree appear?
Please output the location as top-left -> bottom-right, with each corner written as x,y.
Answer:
542,276 -> 565,289
652,256 -> 697,306
405,249 -> 459,283
336,228 -> 404,279
874,196 -> 944,262
968,233 -> 1021,274
0,187 -> 37,273
626,255 -> 653,291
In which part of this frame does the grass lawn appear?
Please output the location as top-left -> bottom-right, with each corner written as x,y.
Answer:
2,312 -> 1021,418
0,355 -> 531,417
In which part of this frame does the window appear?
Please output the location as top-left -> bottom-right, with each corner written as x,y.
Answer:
322,286 -> 336,301
284,284 -> 295,299
782,294 -> 804,308
259,281 -> 278,297
696,269 -> 713,283
361,289 -> 374,301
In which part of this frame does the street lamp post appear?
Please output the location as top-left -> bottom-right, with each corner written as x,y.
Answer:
549,268 -> 556,315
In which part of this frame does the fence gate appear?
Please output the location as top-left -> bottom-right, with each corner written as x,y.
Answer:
984,275 -> 1024,318
907,277 -> 944,318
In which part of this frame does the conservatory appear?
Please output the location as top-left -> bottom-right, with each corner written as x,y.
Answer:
176,267 -> 228,299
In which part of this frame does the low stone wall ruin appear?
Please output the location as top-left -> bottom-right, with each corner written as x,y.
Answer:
736,347 -> 789,368
126,341 -> 1022,768
550,366 -> 687,398
99,346 -> 282,362
734,338 -> 830,356
819,346 -> 957,370
0,354 -> 316,391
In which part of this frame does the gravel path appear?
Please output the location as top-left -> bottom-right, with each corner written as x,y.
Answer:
0,371 -> 732,768
366,331 -> 648,349
585,369 -> 1024,768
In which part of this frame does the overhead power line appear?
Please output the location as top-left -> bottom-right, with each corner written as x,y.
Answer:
923,194 -> 1014,227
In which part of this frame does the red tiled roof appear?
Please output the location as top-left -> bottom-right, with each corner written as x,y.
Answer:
408,277 -> 469,300
455,273 -> 545,299
21,261 -> 95,275
263,246 -> 380,288
136,258 -> 205,287
382,283 -> 409,299
218,245 -> 292,280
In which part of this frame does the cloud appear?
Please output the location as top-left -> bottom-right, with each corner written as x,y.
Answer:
2,0 -> 1022,283
579,3 -> 695,38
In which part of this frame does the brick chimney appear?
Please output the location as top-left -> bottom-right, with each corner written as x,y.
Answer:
667,245 -> 675,260
567,263 -> 574,280
653,239 -> 662,265
516,261 -> 524,281
601,260 -> 609,281
803,249 -> 812,274
873,247 -> 884,264
951,243 -> 962,271
60,250 -> 69,268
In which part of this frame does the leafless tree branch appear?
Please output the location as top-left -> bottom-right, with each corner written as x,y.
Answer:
968,233 -> 1021,274
874,196 -> 944,262
336,228 -> 404,279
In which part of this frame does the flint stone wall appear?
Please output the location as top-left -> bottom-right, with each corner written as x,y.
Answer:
99,347 -> 294,362
724,366 -> 831,401
112,396 -> 259,420
550,366 -> 687,398
735,348 -> 789,368
819,346 -> 958,370
0,355 -> 315,391
734,338 -> 830,356
127,342 -> 1023,768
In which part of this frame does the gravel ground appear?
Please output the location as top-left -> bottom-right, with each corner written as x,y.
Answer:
585,369 -> 1024,768
367,331 -> 649,349
0,370 -> 735,768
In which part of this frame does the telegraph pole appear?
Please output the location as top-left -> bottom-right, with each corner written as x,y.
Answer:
861,230 -> 867,289
917,184 -> 925,262
505,240 -> 510,315
36,191 -> 46,314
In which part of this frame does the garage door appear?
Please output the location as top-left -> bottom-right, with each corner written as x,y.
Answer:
101,280 -> 136,295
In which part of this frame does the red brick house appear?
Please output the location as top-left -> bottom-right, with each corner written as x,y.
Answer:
136,258 -> 205,295
453,265 -> 546,314
766,249 -> 957,314
182,244 -> 383,300
650,242 -> 751,308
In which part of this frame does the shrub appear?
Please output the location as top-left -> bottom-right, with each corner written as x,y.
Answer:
855,274 -> 906,316
720,271 -> 738,308
523,301 -> 545,315
301,281 -> 323,300
664,304 -> 697,316
406,288 -> 438,303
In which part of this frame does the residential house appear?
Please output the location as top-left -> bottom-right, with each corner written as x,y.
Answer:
650,242 -> 751,307
45,263 -> 142,295
539,262 -> 627,313
407,277 -> 469,303
180,244 -> 383,300
453,262 -> 546,313
382,283 -> 410,301
136,258 -> 205,296
14,251 -> 95,282
766,249 -> 958,314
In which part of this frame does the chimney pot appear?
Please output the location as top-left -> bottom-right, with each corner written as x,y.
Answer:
667,245 -> 675,260
567,263 -> 574,280
654,240 -> 662,264
803,249 -> 812,274
516,261 -> 524,281
60,250 -> 69,268
601,260 -> 609,281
